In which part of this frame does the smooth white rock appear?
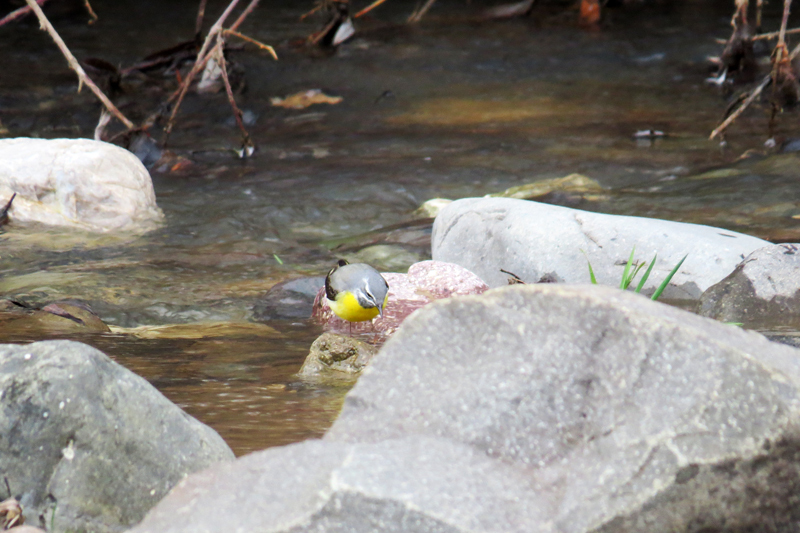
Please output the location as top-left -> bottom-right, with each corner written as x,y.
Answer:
431,197 -> 770,299
0,137 -> 164,233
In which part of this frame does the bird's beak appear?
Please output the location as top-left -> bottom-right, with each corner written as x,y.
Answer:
378,305 -> 383,318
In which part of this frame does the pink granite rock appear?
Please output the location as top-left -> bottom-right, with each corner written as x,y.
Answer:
311,260 -> 488,338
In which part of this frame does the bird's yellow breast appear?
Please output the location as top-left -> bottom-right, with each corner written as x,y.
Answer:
327,291 -> 381,322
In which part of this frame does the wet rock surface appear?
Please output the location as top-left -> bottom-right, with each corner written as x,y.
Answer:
252,276 -> 326,321
432,197 -> 770,299
0,340 -> 233,533
311,260 -> 488,339
298,332 -> 378,377
699,243 -> 800,328
0,299 -> 110,336
0,138 -> 163,233
127,284 -> 800,533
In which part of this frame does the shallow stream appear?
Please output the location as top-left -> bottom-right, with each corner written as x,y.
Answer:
1,0 -> 799,455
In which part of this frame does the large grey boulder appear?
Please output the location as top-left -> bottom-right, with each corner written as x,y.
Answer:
0,340 -> 234,533
0,138 -> 164,233
699,243 -> 800,328
431,197 -> 769,299
128,284 -> 800,533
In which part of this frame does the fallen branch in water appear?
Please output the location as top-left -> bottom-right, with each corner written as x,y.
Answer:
23,0 -> 134,130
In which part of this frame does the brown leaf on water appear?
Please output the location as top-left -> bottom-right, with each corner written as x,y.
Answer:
270,89 -> 343,109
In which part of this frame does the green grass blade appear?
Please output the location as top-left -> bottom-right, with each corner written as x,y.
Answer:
580,249 -> 598,284
620,246 -> 636,290
651,254 -> 687,301
273,254 -> 284,265
635,253 -> 657,294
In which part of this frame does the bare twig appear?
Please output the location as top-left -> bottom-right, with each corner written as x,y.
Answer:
408,0 -> 437,23
195,0 -> 208,36
221,29 -> 278,59
0,0 -> 48,28
83,0 -> 98,23
710,40 -> 800,140
756,0 -> 764,29
751,27 -> 800,40
215,45 -> 253,152
355,0 -> 389,18
777,0 -> 791,49
164,0 -> 243,135
709,75 -> 771,139
24,0 -> 134,130
229,0 -> 260,32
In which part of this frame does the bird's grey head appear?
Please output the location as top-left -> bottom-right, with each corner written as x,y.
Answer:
357,274 -> 389,316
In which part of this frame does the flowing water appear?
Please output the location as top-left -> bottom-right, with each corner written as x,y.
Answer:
1,0 -> 799,455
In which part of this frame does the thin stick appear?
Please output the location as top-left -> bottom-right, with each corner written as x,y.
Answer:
24,0 -> 134,130
710,40 -> 800,139
408,0 -> 437,23
215,45 -> 252,150
751,27 -> 800,40
0,0 -> 48,28
83,0 -> 98,23
164,0 -> 242,135
221,29 -> 278,59
195,0 -> 208,36
709,76 -> 770,139
778,0 -> 791,49
355,0 -> 389,18
229,0 -> 259,32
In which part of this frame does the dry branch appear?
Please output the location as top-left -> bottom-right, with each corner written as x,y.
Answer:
0,0 -> 48,28
24,0 -> 134,130
408,0 -> 437,23
710,39 -> 800,140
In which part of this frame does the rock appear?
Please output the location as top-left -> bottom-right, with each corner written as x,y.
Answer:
0,340 -> 234,533
0,138 -> 164,233
486,173 -> 607,202
126,284 -> 800,533
432,197 -> 770,299
698,243 -> 800,328
298,332 -> 379,377
411,198 -> 452,219
311,260 -> 488,338
252,276 -> 326,321
0,299 -> 110,336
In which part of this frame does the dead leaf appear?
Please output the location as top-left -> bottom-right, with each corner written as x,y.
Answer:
271,89 -> 343,109
0,497 -> 24,529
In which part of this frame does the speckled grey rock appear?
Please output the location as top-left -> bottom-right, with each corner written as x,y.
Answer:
299,332 -> 378,376
0,340 -> 234,533
431,197 -> 769,299
126,285 -> 800,533
699,243 -> 800,328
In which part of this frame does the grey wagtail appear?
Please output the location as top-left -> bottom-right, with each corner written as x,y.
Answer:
324,260 -> 389,327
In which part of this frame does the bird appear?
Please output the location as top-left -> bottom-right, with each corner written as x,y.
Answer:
324,259 -> 389,333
